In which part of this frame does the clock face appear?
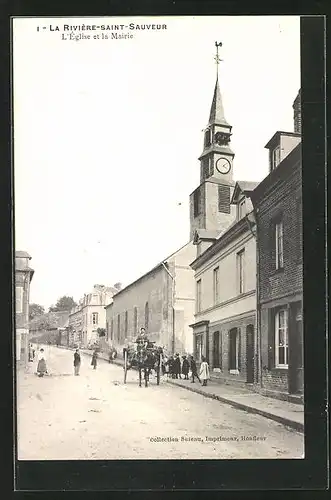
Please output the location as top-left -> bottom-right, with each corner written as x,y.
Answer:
216,157 -> 231,175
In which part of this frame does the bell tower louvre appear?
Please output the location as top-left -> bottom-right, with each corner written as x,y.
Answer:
189,42 -> 236,241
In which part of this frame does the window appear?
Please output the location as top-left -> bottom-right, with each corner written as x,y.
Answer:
125,310 -> 128,336
117,314 -> 120,341
275,309 -> 288,367
213,267 -> 219,305
275,220 -> 284,269
106,320 -> 109,340
133,307 -> 138,335
16,286 -> 23,314
111,319 -> 114,340
229,328 -> 239,371
196,279 -> 202,312
204,128 -> 211,147
238,198 -> 246,219
92,312 -> 98,325
271,145 -> 281,170
237,249 -> 245,294
145,302 -> 149,331
218,185 -> 231,213
193,188 -> 201,217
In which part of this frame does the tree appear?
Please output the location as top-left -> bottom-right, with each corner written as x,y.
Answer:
49,296 -> 77,312
29,303 -> 45,320
97,328 -> 106,337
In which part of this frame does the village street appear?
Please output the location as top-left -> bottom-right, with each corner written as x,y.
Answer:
17,346 -> 304,460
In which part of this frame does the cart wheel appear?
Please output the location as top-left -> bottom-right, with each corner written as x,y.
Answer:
124,349 -> 128,384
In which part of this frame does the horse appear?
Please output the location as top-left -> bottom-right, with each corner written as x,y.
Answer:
124,343 -> 163,387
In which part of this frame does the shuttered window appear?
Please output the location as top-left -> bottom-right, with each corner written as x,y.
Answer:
193,188 -> 201,217
218,185 -> 230,213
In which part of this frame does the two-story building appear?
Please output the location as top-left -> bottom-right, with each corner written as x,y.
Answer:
15,251 -> 34,364
105,242 -> 196,356
190,181 -> 258,385
251,90 -> 303,399
69,284 -> 119,347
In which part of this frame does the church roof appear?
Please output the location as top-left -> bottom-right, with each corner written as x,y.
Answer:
208,77 -> 230,127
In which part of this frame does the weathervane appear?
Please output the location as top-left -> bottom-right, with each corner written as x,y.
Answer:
214,41 -> 223,78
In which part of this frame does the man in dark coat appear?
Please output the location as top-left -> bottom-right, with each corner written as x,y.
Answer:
182,355 -> 190,380
173,353 -> 181,379
91,350 -> 98,370
190,355 -> 201,383
74,349 -> 81,376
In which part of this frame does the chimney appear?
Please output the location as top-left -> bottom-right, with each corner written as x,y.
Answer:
293,89 -> 301,134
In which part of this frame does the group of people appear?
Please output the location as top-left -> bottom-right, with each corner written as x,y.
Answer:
164,353 -> 210,386
32,327 -> 211,386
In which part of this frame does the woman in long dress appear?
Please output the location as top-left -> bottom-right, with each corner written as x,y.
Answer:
37,348 -> 47,377
199,356 -> 210,386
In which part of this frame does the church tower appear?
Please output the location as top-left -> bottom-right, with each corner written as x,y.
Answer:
189,42 -> 236,240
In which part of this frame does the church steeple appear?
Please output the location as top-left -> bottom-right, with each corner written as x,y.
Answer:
208,76 -> 230,127
189,42 -> 236,241
199,42 -> 234,185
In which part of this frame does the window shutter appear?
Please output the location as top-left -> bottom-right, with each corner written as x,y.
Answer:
238,328 -> 241,370
219,331 -> 223,370
268,309 -> 275,369
218,185 -> 231,213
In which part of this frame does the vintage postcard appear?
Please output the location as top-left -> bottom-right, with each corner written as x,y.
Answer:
13,15 -> 304,466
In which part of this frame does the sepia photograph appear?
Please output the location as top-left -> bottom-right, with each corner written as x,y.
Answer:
13,15 -> 304,464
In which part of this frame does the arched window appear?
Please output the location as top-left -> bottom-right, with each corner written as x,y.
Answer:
133,307 -> 138,336
145,302 -> 149,331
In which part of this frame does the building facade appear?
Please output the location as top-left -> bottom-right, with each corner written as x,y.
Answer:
105,242 -> 196,356
15,251 -> 34,363
251,104 -> 303,397
190,182 -> 258,385
69,284 -> 119,347
188,65 -> 260,386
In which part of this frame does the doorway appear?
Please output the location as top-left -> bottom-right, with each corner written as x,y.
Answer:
213,331 -> 220,368
229,328 -> 238,371
246,324 -> 254,383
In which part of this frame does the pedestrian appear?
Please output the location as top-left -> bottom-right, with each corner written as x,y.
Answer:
28,343 -> 34,362
73,349 -> 81,376
189,355 -> 201,384
182,355 -> 190,380
199,356 -> 210,386
173,353 -> 181,379
36,348 -> 47,377
91,350 -> 98,370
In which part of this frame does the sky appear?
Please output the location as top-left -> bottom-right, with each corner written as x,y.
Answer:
13,16 -> 300,309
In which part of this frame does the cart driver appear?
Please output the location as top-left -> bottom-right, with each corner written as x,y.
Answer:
135,327 -> 149,348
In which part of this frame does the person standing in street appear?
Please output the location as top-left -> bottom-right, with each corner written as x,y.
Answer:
173,353 -> 181,379
199,356 -> 210,386
28,343 -> 34,362
190,355 -> 201,384
73,349 -> 81,376
181,355 -> 190,380
36,348 -> 47,377
91,350 -> 98,370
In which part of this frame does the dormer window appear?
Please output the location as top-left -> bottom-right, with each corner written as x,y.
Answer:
271,145 -> 281,170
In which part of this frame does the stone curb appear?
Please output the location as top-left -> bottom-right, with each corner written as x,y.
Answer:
166,380 -> 304,434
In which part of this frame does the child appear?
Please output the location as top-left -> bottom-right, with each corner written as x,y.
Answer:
190,355 -> 201,384
199,356 -> 210,386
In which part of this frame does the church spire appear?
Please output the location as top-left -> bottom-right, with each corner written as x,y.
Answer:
208,42 -> 229,126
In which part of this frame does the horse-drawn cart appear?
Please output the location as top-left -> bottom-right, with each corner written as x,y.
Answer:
123,342 -> 163,387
